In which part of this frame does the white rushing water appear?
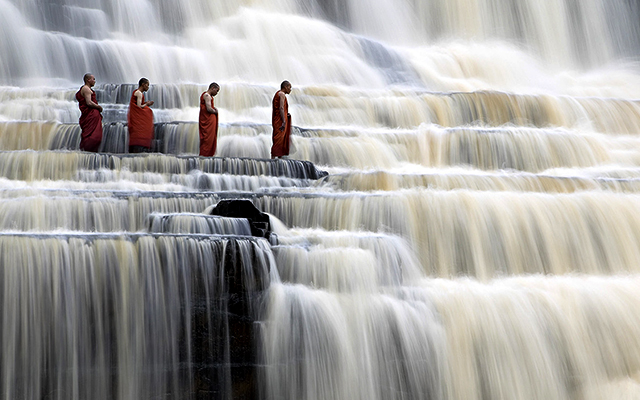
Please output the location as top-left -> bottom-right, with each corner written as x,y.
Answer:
1,0 -> 640,399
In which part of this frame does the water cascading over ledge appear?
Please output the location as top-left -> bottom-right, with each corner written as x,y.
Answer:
0,233 -> 275,400
3,0 -> 640,399
0,151 -> 326,181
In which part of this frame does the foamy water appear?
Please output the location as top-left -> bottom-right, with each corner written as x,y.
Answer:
0,0 -> 640,399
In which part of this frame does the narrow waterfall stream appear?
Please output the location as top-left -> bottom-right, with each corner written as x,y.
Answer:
1,0 -> 640,399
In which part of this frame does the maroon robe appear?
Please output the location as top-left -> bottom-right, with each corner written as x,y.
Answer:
127,91 -> 154,149
270,90 -> 291,158
199,92 -> 218,157
75,88 -> 103,152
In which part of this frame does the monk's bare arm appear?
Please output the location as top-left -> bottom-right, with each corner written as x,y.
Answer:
134,90 -> 144,107
203,93 -> 217,114
81,86 -> 103,112
134,90 -> 154,108
279,91 -> 286,130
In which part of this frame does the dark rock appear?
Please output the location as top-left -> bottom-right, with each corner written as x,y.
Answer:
210,200 -> 273,242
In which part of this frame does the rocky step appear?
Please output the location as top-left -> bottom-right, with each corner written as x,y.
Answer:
0,150 -> 328,180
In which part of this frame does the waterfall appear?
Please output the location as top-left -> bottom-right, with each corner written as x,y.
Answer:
0,234 -> 274,399
1,0 -> 640,399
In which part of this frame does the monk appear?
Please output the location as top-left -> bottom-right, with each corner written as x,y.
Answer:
127,77 -> 154,153
199,82 -> 220,156
270,80 -> 292,159
75,73 -> 103,152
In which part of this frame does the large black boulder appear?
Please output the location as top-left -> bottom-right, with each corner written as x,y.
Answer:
210,199 -> 272,239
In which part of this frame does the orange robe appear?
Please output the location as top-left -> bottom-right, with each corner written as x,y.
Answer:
270,90 -> 291,158
127,91 -> 154,149
75,88 -> 103,152
199,92 -> 218,156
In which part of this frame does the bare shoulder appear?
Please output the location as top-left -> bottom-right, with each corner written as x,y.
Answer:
80,85 -> 91,95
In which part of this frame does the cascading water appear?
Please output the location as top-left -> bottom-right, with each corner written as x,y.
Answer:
1,0 -> 640,399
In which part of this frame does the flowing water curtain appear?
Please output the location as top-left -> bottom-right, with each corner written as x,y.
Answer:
0,122 -> 70,151
0,191 -> 221,232
273,229 -> 425,290
292,124 -> 611,171
1,2 -> 640,400
0,86 -> 79,122
0,152 -> 325,181
319,170 -> 618,193
302,0 -> 639,67
422,276 -> 640,400
145,213 -> 252,235
98,122 -> 129,153
171,170 -> 313,192
1,0 -> 639,98
0,234 -> 274,400
273,245 -> 382,291
72,168 -> 312,191
260,273 -> 640,400
260,282 -> 447,400
255,190 -> 640,278
154,122 -> 199,155
0,0 -> 387,85
290,89 -> 640,132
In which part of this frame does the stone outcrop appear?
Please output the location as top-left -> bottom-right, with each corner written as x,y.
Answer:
210,199 -> 274,241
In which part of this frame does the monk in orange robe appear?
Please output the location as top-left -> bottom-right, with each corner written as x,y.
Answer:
271,80 -> 292,159
199,82 -> 220,156
75,73 -> 103,152
127,77 -> 154,153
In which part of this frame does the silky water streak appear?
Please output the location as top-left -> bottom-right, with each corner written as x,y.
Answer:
0,0 -> 640,399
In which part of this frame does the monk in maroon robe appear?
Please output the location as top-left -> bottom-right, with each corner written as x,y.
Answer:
127,77 -> 154,153
199,82 -> 220,156
271,80 -> 292,159
75,73 -> 103,152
